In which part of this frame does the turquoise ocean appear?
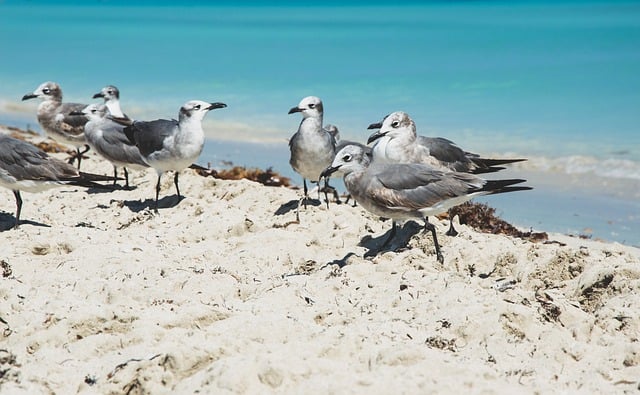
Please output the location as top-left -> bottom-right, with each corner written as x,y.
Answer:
1,1 -> 639,245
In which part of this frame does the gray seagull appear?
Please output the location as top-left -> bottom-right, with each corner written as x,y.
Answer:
123,100 -> 226,212
367,111 -> 526,236
0,134 -> 115,229
21,81 -> 90,169
288,96 -> 339,209
321,144 -> 531,263
73,104 -> 148,189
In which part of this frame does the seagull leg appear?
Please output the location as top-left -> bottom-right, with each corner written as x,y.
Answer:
424,217 -> 444,264
174,172 -> 181,200
74,144 -> 90,170
154,175 -> 161,213
303,179 -> 308,209
112,166 -> 119,187
13,191 -> 22,229
445,210 -> 459,237
322,178 -> 330,209
379,220 -> 398,250
123,167 -> 130,189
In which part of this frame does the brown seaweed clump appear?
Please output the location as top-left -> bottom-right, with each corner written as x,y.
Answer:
193,165 -> 291,187
446,202 -> 548,242
7,126 -> 69,154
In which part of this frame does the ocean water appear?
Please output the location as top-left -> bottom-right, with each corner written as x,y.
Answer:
1,1 -> 639,245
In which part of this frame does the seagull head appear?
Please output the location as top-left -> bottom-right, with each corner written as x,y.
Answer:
71,103 -> 107,120
179,100 -> 227,121
367,111 -> 415,144
93,85 -> 120,101
22,81 -> 62,102
288,96 -> 324,119
321,144 -> 370,179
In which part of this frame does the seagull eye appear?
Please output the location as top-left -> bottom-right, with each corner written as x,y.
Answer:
308,103 -> 315,109
391,121 -> 400,128
194,104 -> 201,110
43,88 -> 50,94
342,154 -> 352,162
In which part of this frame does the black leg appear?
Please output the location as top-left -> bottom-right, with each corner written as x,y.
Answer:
424,218 -> 444,263
124,167 -> 130,189
322,178 -> 330,209
445,210 -> 459,237
75,144 -> 90,170
13,191 -> 22,229
302,179 -> 308,209
113,166 -> 118,186
380,220 -> 398,250
154,175 -> 161,213
174,172 -> 181,199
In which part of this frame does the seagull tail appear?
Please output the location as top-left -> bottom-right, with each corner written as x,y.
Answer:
470,158 -> 527,174
482,179 -> 532,195
61,172 -> 122,189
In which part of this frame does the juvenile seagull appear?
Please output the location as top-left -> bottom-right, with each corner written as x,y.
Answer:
367,111 -> 526,235
123,100 -> 227,212
21,81 -> 90,169
321,144 -> 531,263
74,104 -> 148,189
0,134 -> 115,229
92,85 -> 129,120
288,96 -> 337,207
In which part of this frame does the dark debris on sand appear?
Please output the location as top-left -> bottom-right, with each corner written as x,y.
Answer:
193,165 -> 291,187
8,126 -> 71,154
446,202 -> 548,242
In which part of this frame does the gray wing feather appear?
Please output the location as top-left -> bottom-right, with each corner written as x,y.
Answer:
125,119 -> 177,157
0,135 -> 78,182
57,102 -> 89,135
368,164 -> 483,210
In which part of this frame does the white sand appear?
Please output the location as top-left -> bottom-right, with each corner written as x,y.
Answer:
1,133 -> 639,394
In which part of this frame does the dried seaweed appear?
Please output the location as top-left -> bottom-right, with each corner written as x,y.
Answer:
193,165 -> 291,187
8,126 -> 70,153
447,202 -> 548,242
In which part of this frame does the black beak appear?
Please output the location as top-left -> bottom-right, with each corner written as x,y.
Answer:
288,106 -> 302,114
367,121 -> 383,130
367,130 -> 387,145
320,165 -> 341,179
69,110 -> 84,116
22,93 -> 37,101
208,102 -> 227,110
92,92 -> 104,99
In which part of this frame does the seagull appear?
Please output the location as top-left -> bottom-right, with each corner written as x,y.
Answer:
321,144 -> 531,263
0,134 -> 115,229
21,81 -> 90,169
92,85 -> 129,120
367,111 -> 525,173
288,96 -> 338,208
123,100 -> 226,212
367,111 -> 526,236
73,104 -> 148,189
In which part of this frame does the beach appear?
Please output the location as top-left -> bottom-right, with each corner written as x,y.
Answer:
1,128 -> 639,394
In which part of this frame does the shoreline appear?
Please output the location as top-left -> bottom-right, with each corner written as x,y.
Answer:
1,134 -> 639,393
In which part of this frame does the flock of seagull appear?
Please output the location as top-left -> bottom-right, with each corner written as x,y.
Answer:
1,82 -> 531,262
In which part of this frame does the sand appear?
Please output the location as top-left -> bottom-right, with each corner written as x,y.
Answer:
1,131 -> 639,394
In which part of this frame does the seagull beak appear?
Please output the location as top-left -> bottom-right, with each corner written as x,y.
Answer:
288,106 -> 302,114
367,121 -> 383,130
21,93 -> 37,101
92,92 -> 105,99
320,164 -> 341,179
208,102 -> 227,110
367,130 -> 387,145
